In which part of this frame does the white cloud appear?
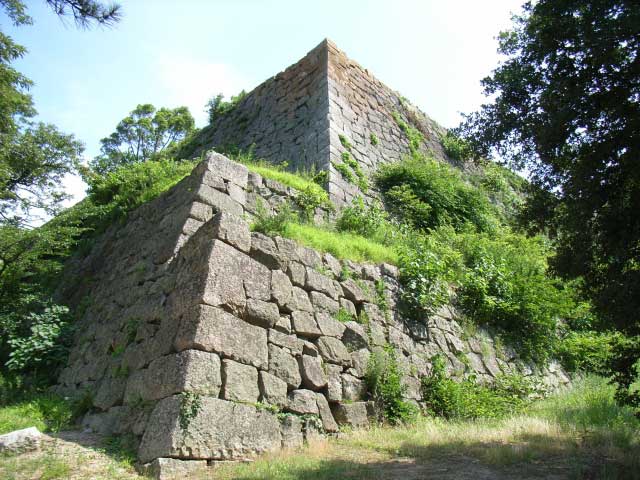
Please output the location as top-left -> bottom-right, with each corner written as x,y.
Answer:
156,55 -> 248,127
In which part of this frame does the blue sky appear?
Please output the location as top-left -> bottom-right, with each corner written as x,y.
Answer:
4,0 -> 523,203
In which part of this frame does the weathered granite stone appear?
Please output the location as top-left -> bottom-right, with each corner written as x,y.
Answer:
227,182 -> 246,206
251,233 -> 282,270
268,344 -> 302,388
0,427 -> 41,454
331,402 -> 369,428
140,458 -> 208,480
341,279 -> 367,303
298,354 -> 327,390
138,396 -> 281,463
211,212 -> 251,253
285,287 -> 313,312
323,253 -> 342,277
296,245 -> 322,268
325,364 -> 343,402
291,310 -> 322,338
287,389 -> 319,415
305,267 -> 339,299
175,305 -> 268,370
341,321 -> 369,351
245,298 -> 280,328
310,291 -> 340,314
315,311 -> 346,338
315,336 -> 351,366
195,183 -> 243,216
271,270 -> 293,307
287,262 -> 306,287
94,376 -> 126,410
125,350 -> 221,403
315,393 -> 339,432
205,152 -> 249,187
259,371 -> 288,406
350,349 -> 371,378
222,359 -> 260,403
274,237 -> 300,264
274,315 -> 292,334
339,298 -> 357,317
280,415 -> 304,449
269,329 -> 303,354
342,373 -> 367,401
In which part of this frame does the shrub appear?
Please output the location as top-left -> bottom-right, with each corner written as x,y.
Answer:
251,201 -> 297,236
376,155 -> 497,233
5,304 -> 73,378
442,131 -> 473,162
556,330 -> 622,374
397,229 -> 462,317
335,197 -> 394,244
206,90 -> 247,124
365,346 -> 418,425
455,230 -> 566,363
421,355 -> 534,419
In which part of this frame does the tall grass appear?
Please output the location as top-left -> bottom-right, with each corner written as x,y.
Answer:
284,223 -> 398,264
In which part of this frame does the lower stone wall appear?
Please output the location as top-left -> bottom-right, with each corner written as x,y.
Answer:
56,153 -> 569,477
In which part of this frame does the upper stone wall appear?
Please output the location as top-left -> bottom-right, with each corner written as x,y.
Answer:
184,39 -> 451,208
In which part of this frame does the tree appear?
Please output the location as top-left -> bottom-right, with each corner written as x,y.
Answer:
458,0 -> 640,334
91,104 -> 195,174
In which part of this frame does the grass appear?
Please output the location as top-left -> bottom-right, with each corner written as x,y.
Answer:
0,394 -> 73,435
283,223 -> 398,265
211,375 -> 640,480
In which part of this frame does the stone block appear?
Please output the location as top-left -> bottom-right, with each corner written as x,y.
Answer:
205,152 -> 249,187
259,371 -> 288,406
298,354 -> 327,390
285,287 -> 313,313
211,212 -> 251,253
340,279 -> 367,303
341,321 -> 369,351
280,415 -> 304,449
325,363 -> 343,402
315,336 -> 351,366
315,311 -> 346,338
287,262 -> 306,287
271,270 -> 293,307
175,305 -> 268,370
315,393 -> 339,432
291,310 -> 322,338
0,427 -> 41,454
342,373 -> 367,401
305,267 -> 339,299
245,299 -> 280,328
268,344 -> 302,388
251,233 -> 282,270
269,329 -> 303,354
125,350 -> 221,403
140,458 -> 208,480
310,291 -> 339,314
222,359 -> 260,402
139,396 -> 281,463
331,402 -> 370,428
194,183 -> 243,216
287,389 -> 319,415
350,349 -> 371,378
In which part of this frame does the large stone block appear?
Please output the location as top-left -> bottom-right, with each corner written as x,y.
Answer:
139,458 -> 208,480
211,212 -> 251,253
175,305 -> 268,370
298,354 -> 327,390
290,310 -> 321,338
315,336 -> 351,366
268,344 -> 302,388
286,389 -> 319,415
259,371 -> 288,406
245,299 -> 280,328
222,359 -> 260,403
124,350 -> 221,403
138,396 -> 281,463
331,402 -> 370,428
205,152 -> 249,187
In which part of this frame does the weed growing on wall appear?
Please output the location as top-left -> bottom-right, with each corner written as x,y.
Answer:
365,346 -> 418,425
179,392 -> 202,433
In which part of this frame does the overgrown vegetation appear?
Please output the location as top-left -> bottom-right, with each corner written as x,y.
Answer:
206,90 -> 247,124
365,346 -> 418,425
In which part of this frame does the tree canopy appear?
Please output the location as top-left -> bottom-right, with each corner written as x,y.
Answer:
458,0 -> 640,334
91,104 -> 195,174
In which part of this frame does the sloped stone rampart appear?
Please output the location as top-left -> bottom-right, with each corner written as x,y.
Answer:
57,154 -> 569,476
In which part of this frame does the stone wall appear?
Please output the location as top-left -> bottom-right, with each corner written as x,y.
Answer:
57,153 -> 568,477
184,39 -> 451,209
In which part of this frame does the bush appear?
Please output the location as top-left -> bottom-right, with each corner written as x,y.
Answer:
455,230 -> 566,363
206,90 -> 247,124
5,304 -> 73,378
556,330 -> 622,374
376,155 -> 497,233
442,131 -> 473,162
421,355 -> 535,419
365,347 -> 418,425
250,201 -> 297,237
336,197 -> 395,245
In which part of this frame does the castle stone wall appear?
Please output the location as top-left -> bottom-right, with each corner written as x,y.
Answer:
57,154 -> 569,477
